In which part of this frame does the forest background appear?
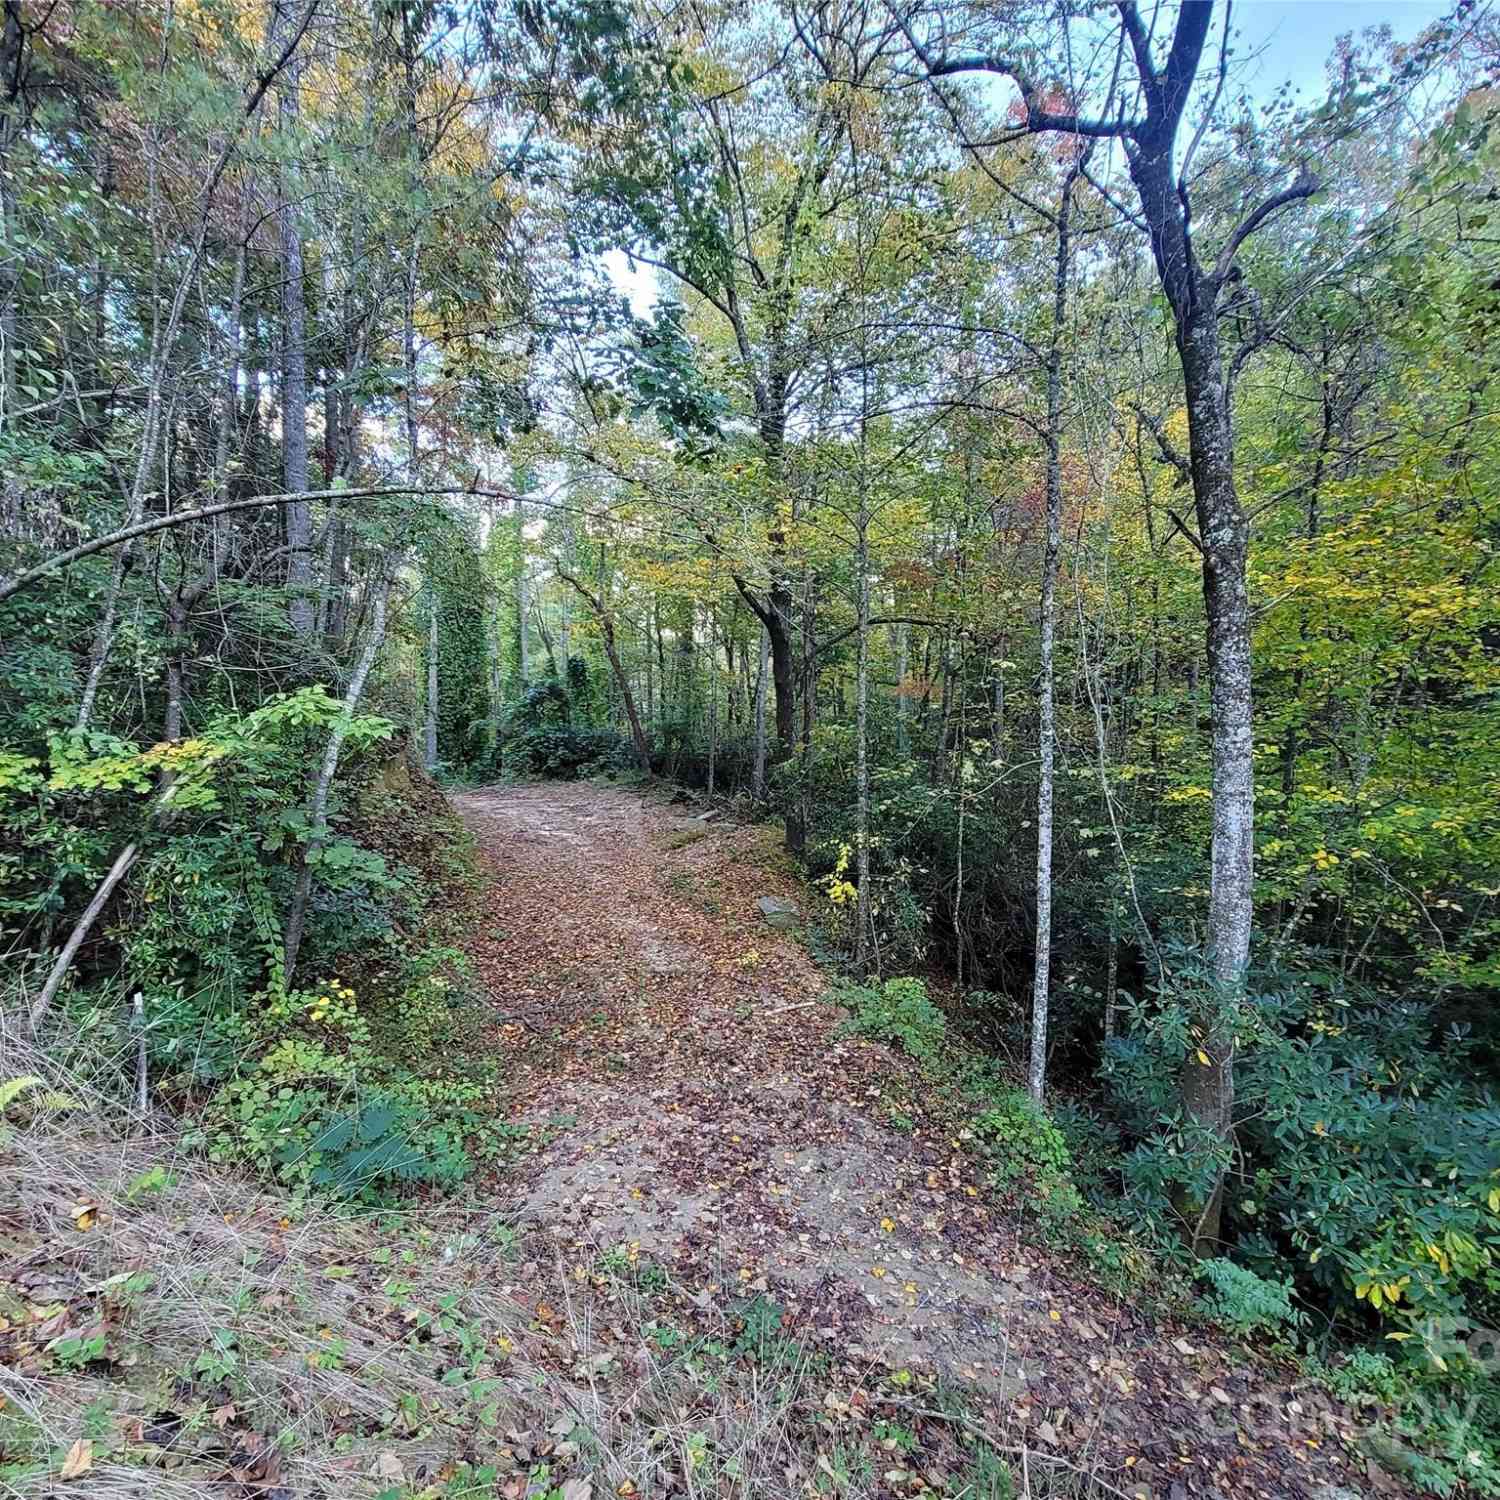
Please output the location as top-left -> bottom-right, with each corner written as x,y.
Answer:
2,0 -> 1500,1490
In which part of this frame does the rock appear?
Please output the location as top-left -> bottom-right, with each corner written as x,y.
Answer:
757,896 -> 800,929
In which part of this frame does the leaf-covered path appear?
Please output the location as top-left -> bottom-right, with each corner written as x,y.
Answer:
454,781 -> 1401,1500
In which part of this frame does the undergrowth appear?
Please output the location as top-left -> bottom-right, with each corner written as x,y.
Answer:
0,1035 -> 1114,1500
836,972 -> 1500,1496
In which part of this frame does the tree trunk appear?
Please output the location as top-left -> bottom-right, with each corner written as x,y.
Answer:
284,573 -> 391,982
274,0 -> 313,637
706,614 -> 719,798
1127,123 -> 1255,1253
854,515 -> 871,971
1029,156 -> 1083,1106
895,620 -> 910,754
1175,312 -> 1251,1251
557,566 -> 650,774
751,624 -> 770,803
0,2 -> 25,433
513,495 -> 530,686
424,586 -> 439,769
601,615 -> 651,772
29,842 -> 141,1032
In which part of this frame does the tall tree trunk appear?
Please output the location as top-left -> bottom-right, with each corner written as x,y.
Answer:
853,514 -> 871,971
706,611 -> 719,797
163,590 -> 191,743
894,620 -> 910,754
930,635 -> 952,786
751,624 -> 770,803
274,0 -> 312,637
1029,155 -> 1084,1106
602,616 -> 651,773
0,2 -> 25,433
989,642 -> 1005,761
787,567 -> 816,855
557,565 -> 651,773
513,495 -> 529,686
1174,310 -> 1251,1250
911,0 -> 1315,1255
424,585 -> 439,769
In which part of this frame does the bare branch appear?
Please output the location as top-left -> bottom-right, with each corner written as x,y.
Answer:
0,486 -> 518,603
1131,403 -> 1191,483
891,6 -> 1136,139
1211,169 -> 1321,287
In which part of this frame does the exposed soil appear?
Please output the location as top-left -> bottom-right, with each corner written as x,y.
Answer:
455,779 -> 1406,1500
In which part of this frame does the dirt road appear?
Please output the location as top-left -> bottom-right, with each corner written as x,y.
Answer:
453,780 -> 1394,1500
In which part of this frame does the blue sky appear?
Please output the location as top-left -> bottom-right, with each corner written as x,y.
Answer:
1235,0 -> 1451,100
606,3 -> 1455,315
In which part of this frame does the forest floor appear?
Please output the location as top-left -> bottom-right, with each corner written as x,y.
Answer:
454,779 -> 1405,1500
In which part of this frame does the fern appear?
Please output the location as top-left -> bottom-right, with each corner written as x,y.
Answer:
1197,1256 -> 1301,1337
0,1074 -> 82,1118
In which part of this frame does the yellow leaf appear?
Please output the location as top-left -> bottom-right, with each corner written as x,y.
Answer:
60,1439 -> 92,1481
880,1217 -> 895,1232
1196,1050 -> 1210,1067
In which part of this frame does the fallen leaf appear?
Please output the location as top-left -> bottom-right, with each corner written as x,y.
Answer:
373,1451 -> 404,1482
562,1480 -> 592,1500
60,1439 -> 93,1480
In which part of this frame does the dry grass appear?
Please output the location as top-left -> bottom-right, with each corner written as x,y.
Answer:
0,1019 -> 1119,1500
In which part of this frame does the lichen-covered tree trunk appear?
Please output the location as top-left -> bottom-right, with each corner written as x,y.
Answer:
1029,157 -> 1084,1105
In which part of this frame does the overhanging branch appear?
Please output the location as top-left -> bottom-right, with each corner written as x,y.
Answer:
0,485 -> 519,602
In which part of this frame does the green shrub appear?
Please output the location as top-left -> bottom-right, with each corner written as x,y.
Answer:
1195,1256 -> 1301,1338
1309,1350 -> 1500,1498
1106,952 -> 1500,1332
198,1059 -> 481,1201
837,976 -> 946,1062
1310,1347 -> 1403,1404
189,977 -> 496,1201
506,726 -> 633,779
970,1087 -> 1081,1213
